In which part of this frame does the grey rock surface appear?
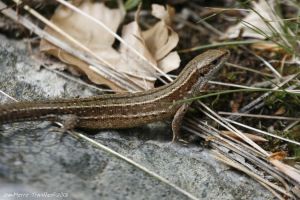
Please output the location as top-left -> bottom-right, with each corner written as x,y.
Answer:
0,34 -> 274,200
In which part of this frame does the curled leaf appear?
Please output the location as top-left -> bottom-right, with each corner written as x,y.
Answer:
40,2 -> 180,91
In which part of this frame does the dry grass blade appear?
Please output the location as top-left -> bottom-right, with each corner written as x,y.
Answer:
213,116 -> 300,186
0,90 -> 18,102
225,62 -> 275,78
269,160 -> 300,185
252,75 -> 298,88
219,112 -> 300,121
194,101 -> 300,190
208,81 -> 266,89
183,119 -> 295,198
284,121 -> 300,132
34,59 -> 114,93
244,48 -> 282,78
220,130 -> 268,142
224,118 -> 300,146
213,151 -> 290,199
197,101 -> 269,156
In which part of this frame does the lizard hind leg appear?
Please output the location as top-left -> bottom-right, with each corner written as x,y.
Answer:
171,103 -> 190,142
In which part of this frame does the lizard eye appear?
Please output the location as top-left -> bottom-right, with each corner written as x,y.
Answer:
211,59 -> 219,65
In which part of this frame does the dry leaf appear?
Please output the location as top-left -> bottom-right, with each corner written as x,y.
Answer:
40,1 -> 125,91
151,4 -> 174,24
268,151 -> 287,161
274,106 -> 286,115
158,51 -> 180,72
224,0 -> 284,40
119,4 -> 180,89
118,16 -> 157,89
230,100 -> 240,113
40,2 -> 180,91
221,130 -> 268,143
143,4 -> 178,61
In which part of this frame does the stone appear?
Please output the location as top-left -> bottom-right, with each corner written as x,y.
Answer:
0,34 -> 272,200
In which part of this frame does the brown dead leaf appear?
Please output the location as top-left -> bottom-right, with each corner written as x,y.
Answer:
230,94 -> 243,113
230,100 -> 240,113
143,5 -> 179,63
221,130 -> 268,143
118,16 -> 157,89
274,106 -> 286,116
40,2 -> 180,91
268,151 -> 287,161
40,1 -> 125,91
119,4 -> 180,89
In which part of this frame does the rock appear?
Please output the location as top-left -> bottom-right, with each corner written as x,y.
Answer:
0,34 -> 272,200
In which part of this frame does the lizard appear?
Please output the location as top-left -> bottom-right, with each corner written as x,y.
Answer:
0,49 -> 229,141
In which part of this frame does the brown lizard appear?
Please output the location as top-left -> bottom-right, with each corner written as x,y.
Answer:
0,49 -> 229,141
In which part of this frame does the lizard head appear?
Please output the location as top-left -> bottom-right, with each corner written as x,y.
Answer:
181,49 -> 230,96
195,49 -> 230,77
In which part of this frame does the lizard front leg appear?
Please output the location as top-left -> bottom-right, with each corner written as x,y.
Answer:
46,114 -> 80,141
48,114 -> 79,132
171,103 -> 191,142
